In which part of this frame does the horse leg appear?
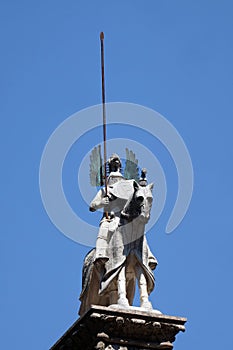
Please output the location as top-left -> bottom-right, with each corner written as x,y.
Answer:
136,265 -> 152,309
117,265 -> 129,307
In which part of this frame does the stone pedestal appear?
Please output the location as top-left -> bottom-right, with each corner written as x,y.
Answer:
50,305 -> 186,350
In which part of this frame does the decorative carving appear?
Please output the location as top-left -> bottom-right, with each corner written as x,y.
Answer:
50,305 -> 186,350
95,341 -> 106,350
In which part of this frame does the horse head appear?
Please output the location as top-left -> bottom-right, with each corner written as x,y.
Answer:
135,182 -> 154,223
121,181 -> 154,223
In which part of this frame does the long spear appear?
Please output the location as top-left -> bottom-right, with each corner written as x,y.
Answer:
100,32 -> 109,219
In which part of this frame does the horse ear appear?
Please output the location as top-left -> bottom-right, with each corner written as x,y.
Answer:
148,183 -> 154,190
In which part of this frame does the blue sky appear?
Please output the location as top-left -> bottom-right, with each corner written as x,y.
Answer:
1,1 -> 233,349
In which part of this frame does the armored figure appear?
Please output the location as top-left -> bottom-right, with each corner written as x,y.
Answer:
89,154 -> 125,265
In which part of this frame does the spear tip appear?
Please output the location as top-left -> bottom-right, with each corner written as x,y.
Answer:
100,32 -> 104,40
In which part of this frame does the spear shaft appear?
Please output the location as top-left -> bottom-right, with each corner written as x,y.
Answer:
100,32 -> 109,219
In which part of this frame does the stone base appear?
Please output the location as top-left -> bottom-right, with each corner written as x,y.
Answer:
50,305 -> 186,350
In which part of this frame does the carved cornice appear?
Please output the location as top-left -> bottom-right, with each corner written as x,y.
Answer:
51,305 -> 187,350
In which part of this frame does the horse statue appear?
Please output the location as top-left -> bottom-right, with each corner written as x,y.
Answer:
79,179 -> 157,316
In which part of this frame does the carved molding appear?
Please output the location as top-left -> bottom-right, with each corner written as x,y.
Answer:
51,305 -> 187,350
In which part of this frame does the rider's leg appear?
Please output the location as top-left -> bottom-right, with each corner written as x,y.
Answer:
95,221 -> 109,263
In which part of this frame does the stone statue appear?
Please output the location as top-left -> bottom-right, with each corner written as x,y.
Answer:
89,154 -> 125,266
79,151 -> 157,316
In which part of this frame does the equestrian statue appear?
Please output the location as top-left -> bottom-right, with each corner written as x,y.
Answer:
79,151 -> 157,316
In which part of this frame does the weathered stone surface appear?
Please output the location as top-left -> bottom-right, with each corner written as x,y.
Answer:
50,305 -> 186,349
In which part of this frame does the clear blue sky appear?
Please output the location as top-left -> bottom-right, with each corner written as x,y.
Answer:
1,1 -> 233,349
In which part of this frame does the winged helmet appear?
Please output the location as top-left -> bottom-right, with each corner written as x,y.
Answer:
89,146 -> 140,187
